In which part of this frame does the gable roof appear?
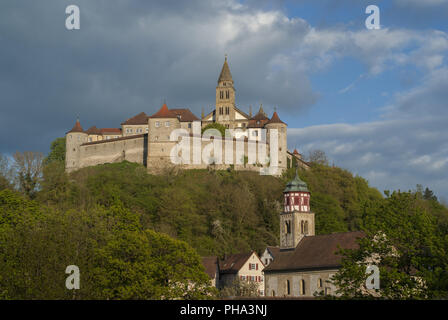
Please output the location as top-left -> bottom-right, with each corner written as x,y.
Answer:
171,108 -> 200,122
219,252 -> 253,274
218,56 -> 233,82
149,103 -> 178,119
67,119 -> 85,134
201,256 -> 219,279
121,112 -> 149,125
264,231 -> 365,272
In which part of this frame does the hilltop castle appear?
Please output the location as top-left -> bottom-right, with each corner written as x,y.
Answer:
65,57 -> 309,174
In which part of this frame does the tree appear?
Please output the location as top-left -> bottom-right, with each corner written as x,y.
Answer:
219,278 -> 260,298
0,154 -> 11,190
423,187 -> 438,202
44,137 -> 66,165
308,149 -> 329,166
331,191 -> 446,299
0,192 -> 216,299
12,151 -> 44,198
202,123 -> 226,137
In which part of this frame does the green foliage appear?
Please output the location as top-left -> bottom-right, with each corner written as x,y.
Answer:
201,123 -> 226,137
220,278 -> 260,298
44,137 -> 66,165
0,189 -> 215,299
332,191 -> 448,299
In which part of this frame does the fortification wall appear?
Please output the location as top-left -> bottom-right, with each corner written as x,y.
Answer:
78,135 -> 147,170
147,135 -> 283,175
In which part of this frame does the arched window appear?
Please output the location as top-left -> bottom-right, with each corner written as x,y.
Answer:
285,220 -> 291,234
304,221 -> 309,235
286,280 -> 291,295
226,90 -> 230,99
300,279 -> 306,295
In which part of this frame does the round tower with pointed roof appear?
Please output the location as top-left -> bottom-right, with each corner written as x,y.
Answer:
265,110 -> 287,173
66,119 -> 88,172
280,169 -> 315,250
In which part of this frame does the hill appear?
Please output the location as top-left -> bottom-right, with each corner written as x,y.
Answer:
38,161 -> 384,256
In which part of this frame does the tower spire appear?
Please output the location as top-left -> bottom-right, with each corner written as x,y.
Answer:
218,55 -> 233,83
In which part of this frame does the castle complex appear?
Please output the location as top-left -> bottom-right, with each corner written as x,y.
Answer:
65,57 -> 309,174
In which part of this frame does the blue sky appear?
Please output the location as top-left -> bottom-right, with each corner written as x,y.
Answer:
0,0 -> 447,200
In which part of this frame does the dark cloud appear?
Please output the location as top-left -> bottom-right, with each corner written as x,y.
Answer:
0,0 -> 316,154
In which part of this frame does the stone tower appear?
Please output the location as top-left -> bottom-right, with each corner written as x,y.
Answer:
265,111 -> 287,173
147,103 -> 181,169
65,119 -> 88,173
215,56 -> 236,127
279,170 -> 315,250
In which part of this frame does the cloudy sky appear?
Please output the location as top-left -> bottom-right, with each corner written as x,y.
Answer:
1,0 -> 447,199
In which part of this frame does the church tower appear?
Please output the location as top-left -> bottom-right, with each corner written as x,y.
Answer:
280,170 -> 315,250
215,55 -> 236,127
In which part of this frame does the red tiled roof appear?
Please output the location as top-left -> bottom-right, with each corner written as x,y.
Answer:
171,108 -> 200,122
100,128 -> 122,134
266,111 -> 286,125
219,252 -> 253,274
149,103 -> 177,119
85,126 -> 102,135
67,119 -> 84,133
121,112 -> 149,125
264,231 -> 365,272
202,256 -> 219,279
293,149 -> 300,155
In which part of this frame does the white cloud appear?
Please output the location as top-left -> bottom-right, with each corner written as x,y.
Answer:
289,67 -> 448,199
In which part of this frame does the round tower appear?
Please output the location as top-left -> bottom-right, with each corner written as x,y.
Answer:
280,169 -> 315,250
265,111 -> 287,174
65,119 -> 88,172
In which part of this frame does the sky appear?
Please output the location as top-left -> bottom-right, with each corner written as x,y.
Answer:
0,0 -> 447,200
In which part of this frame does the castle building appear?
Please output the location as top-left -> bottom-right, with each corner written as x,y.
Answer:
263,171 -> 364,298
65,57 -> 309,173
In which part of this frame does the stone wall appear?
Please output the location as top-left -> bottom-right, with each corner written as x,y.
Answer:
78,135 -> 147,169
264,269 -> 338,298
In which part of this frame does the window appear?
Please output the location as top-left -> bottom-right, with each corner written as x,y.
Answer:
89,137 -> 92,142
240,275 -> 246,281
226,90 -> 229,99
155,121 -> 160,128
249,263 -> 258,270
188,123 -> 192,129
300,280 -> 306,295
318,278 -> 323,288
225,106 -> 229,115
272,290 -> 276,297
285,220 -> 291,234
220,91 -> 224,99
146,128 -> 149,133
286,280 -> 291,295
325,287 -> 331,295
165,121 -> 170,127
